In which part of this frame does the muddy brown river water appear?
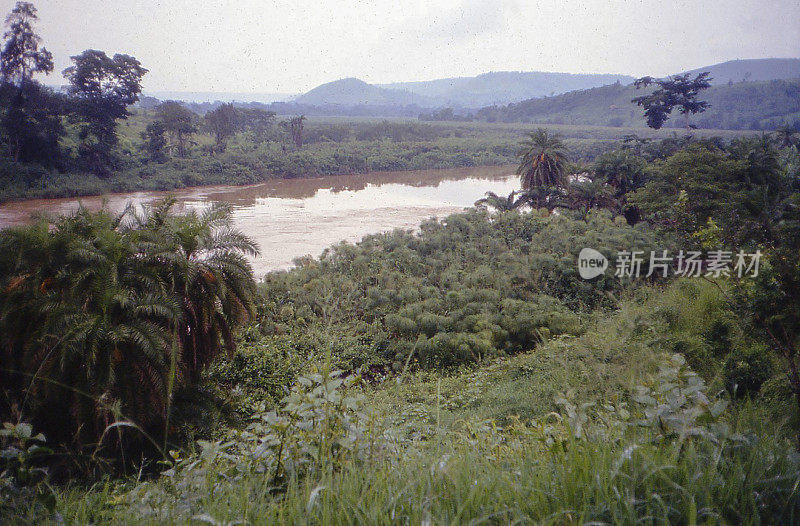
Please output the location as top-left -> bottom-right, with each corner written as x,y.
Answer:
0,165 -> 518,276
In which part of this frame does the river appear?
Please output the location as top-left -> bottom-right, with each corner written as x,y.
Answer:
0,165 -> 519,276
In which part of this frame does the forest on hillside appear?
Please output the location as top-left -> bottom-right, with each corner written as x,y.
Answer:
430,78 -> 800,130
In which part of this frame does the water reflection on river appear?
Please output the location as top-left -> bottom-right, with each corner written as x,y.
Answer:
0,165 -> 518,276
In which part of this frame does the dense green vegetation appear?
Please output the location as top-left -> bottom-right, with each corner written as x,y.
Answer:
4,125 -> 800,522
6,280 -> 799,524
0,200 -> 259,470
258,209 -> 659,371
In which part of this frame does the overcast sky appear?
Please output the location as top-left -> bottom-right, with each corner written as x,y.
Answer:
13,0 -> 800,93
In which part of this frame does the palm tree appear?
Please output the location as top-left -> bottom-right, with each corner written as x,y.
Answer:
517,128 -> 570,191
131,199 -> 260,383
594,150 -> 648,197
474,190 -> 528,212
0,200 -> 260,460
509,187 -> 563,213
563,179 -> 618,217
0,208 -> 181,451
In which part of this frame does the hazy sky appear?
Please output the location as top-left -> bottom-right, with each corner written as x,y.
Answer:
14,0 -> 800,93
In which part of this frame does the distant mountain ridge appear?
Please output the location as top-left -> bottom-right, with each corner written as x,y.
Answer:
681,58 -> 800,85
135,58 -> 800,127
293,71 -> 635,109
378,71 -> 635,108
290,59 -> 800,111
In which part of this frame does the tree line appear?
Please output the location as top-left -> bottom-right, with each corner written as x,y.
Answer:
0,2 -> 310,177
0,2 -> 146,175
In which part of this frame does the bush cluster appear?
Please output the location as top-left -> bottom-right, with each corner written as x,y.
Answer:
257,208 -> 661,369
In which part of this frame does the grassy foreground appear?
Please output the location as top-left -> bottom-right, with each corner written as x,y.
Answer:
24,281 -> 799,525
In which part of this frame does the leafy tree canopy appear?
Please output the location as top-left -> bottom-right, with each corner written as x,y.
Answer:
633,72 -> 712,130
0,1 -> 52,85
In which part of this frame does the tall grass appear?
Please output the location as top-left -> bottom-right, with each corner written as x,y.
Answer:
32,281 -> 800,525
49,400 -> 798,525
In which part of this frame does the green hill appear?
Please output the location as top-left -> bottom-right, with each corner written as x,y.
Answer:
379,71 -> 635,108
474,78 -> 800,130
295,72 -> 635,109
682,58 -> 800,85
294,77 -> 436,107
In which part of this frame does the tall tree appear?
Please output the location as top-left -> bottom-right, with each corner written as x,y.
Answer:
63,50 -> 147,174
141,119 -> 168,163
204,103 -> 241,152
632,72 -> 712,130
0,81 -> 64,164
516,128 -> 570,190
155,101 -> 195,158
0,2 -> 63,164
240,108 -> 276,144
286,114 -> 306,148
0,2 -> 52,86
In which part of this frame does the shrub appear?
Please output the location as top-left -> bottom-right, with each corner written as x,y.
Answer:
724,345 -> 774,398
0,422 -> 55,520
207,336 -> 309,413
257,209 -> 662,370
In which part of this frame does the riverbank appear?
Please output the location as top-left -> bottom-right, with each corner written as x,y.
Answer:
0,165 -> 520,275
2,119 -> 757,204
0,131 -> 522,203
